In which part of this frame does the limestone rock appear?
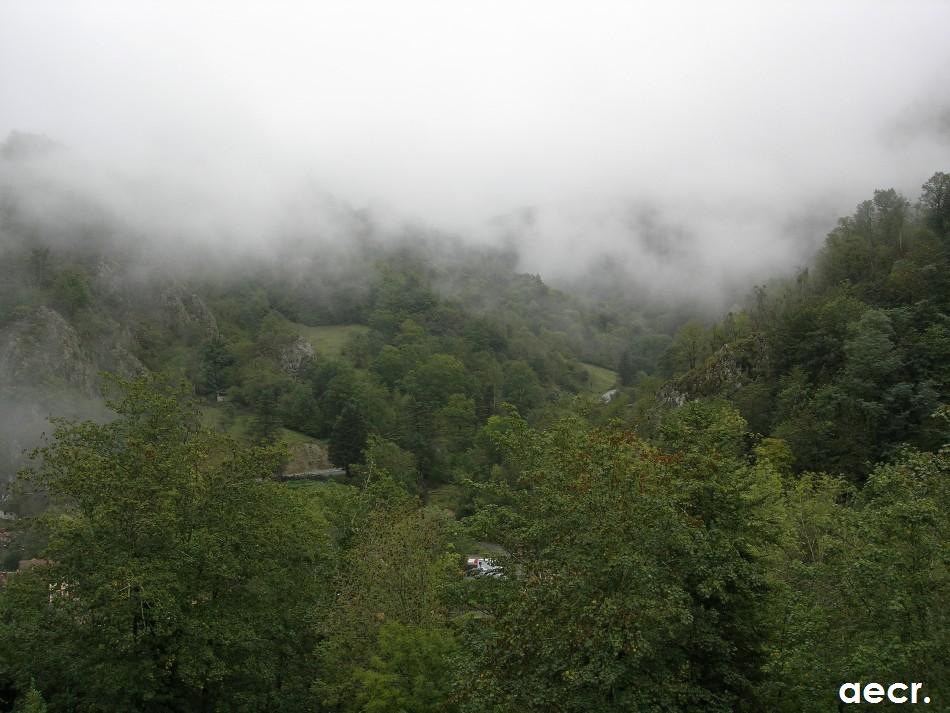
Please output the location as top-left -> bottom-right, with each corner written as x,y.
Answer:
160,282 -> 218,337
0,307 -> 95,395
277,336 -> 315,377
656,333 -> 769,408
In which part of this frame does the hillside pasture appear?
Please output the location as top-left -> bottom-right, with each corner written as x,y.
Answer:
293,323 -> 369,358
580,362 -> 618,393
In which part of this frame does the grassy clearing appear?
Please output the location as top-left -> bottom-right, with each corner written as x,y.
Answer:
581,362 -> 618,393
285,477 -> 352,493
200,404 -> 251,435
280,428 -> 319,446
200,404 -> 317,446
292,323 -> 370,358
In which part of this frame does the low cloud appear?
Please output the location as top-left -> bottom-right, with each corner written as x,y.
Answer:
2,1 -> 949,304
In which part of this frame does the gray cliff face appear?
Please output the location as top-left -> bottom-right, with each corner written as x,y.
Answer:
160,282 -> 219,338
96,342 -> 146,380
655,382 -> 688,409
112,345 -> 146,378
0,306 -> 146,484
277,336 -> 315,377
0,307 -> 96,395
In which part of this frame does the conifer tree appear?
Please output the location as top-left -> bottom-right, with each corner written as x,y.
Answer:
329,400 -> 369,474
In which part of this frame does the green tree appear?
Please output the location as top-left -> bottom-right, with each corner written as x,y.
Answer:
278,381 -> 323,436
234,358 -> 294,442
50,266 -> 91,317
920,171 -> 950,235
617,348 -> 637,386
321,363 -> 387,430
199,334 -> 234,396
841,308 -> 900,400
764,445 -> 950,711
356,436 -> 420,492
500,360 -> 542,413
255,310 -> 299,359
401,354 -> 474,412
669,320 -> 708,372
434,394 -> 478,456
15,682 -> 48,713
314,496 -> 456,710
373,344 -> 412,388
0,376 -> 331,711
461,411 -> 778,712
354,622 -> 458,713
329,400 -> 370,474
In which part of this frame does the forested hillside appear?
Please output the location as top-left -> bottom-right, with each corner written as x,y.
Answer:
1,173 -> 948,711
625,174 -> 950,478
0,202 -> 652,491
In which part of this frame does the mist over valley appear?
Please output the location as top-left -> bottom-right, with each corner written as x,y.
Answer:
1,4 -> 949,711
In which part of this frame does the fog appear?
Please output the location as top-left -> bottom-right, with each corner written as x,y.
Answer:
2,1 -> 950,301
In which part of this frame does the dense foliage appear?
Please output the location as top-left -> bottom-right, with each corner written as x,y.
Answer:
1,378 -> 332,711
1,172 -> 948,710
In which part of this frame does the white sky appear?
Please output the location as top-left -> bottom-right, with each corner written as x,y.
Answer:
2,1 -> 950,296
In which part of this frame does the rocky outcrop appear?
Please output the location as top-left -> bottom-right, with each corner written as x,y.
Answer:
656,382 -> 689,409
104,344 -> 147,379
0,307 -> 96,395
277,336 -> 315,377
656,333 -> 769,408
160,283 -> 218,337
